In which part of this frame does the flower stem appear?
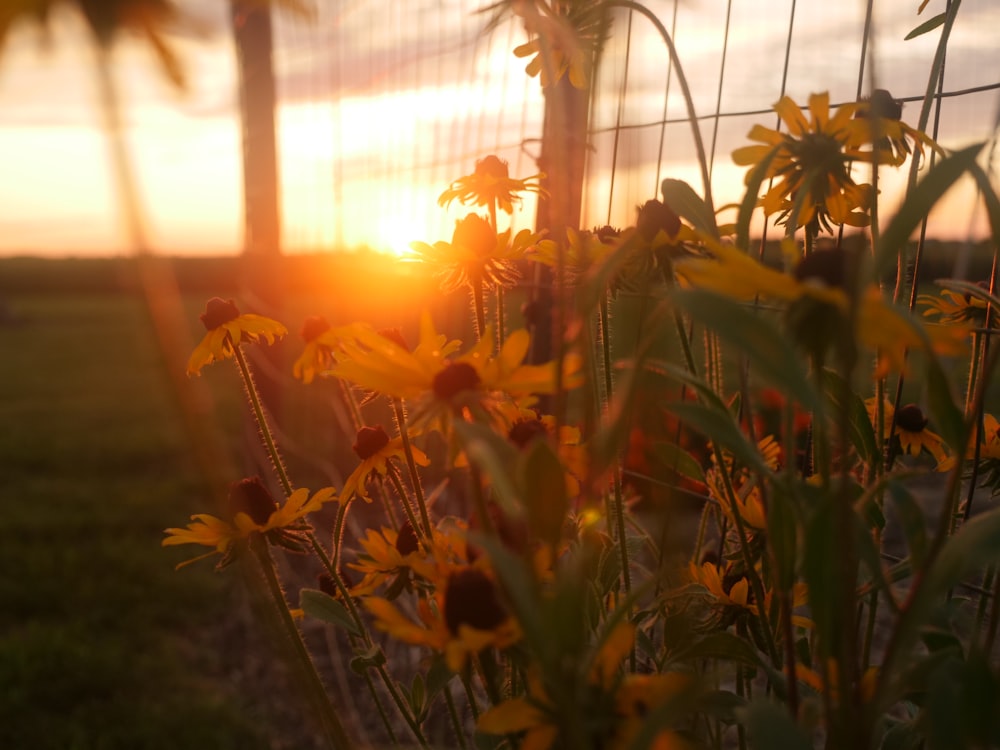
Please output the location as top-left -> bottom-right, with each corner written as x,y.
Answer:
232,342 -> 293,497
387,464 -> 427,541
472,280 -> 487,343
391,399 -> 433,537
252,537 -> 351,749
305,532 -> 431,748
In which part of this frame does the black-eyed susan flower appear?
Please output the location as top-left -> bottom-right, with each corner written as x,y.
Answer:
478,622 -> 692,750
438,155 -> 545,216
162,477 -> 336,568
688,560 -> 751,609
332,312 -> 582,434
340,424 -> 429,503
732,92 -> 873,232
186,297 -> 287,376
347,522 -> 422,596
920,283 -> 996,328
364,566 -> 520,672
292,315 -> 351,384
408,213 -> 540,294
866,399 -> 948,465
855,89 -> 942,168
674,237 -> 967,374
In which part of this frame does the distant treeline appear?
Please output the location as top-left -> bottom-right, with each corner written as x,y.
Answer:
0,239 -> 995,295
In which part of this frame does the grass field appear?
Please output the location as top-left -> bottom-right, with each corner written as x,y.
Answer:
0,278 -> 339,749
0,254 -> 452,749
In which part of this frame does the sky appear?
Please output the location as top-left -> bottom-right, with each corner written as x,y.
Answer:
0,0 -> 997,257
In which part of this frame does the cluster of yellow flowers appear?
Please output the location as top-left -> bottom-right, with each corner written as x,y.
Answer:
163,81 -> 1000,748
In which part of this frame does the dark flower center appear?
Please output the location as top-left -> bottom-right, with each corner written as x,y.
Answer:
377,327 -> 409,351
432,362 -> 481,400
228,476 -> 277,526
200,297 -> 240,331
790,131 -> 846,181
452,214 -> 497,257
443,568 -> 507,635
508,418 -> 548,449
636,200 -> 680,241
594,224 -> 622,243
863,89 -> 903,121
896,404 -> 928,432
353,425 -> 390,460
793,247 -> 849,289
394,520 -> 420,556
300,315 -> 331,343
474,155 -> 509,180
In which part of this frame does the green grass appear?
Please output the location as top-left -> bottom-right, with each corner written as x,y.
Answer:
0,292 -> 273,749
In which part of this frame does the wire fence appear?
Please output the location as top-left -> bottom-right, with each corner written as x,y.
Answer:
275,0 -> 1000,256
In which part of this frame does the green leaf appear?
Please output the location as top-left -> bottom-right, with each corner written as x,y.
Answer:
299,588 -> 362,637
767,484 -> 799,591
669,288 -> 821,414
665,400 -> 770,477
820,368 -> 878,464
409,672 -> 426,719
881,507 -> 1000,708
967,160 -> 1000,249
453,420 -> 522,519
518,436 -> 569,549
802,495 -> 840,659
923,345 -> 967,453
661,178 -> 718,238
425,655 -> 453,699
666,631 -> 766,669
649,440 -> 706,484
739,699 -> 813,750
904,12 -> 946,40
876,142 -> 985,278
886,480 -> 928,568
737,148 -> 779,251
349,644 -> 386,675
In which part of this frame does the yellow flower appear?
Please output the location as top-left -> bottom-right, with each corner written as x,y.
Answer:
732,92 -> 873,232
364,567 -> 520,672
509,0 -> 606,90
478,622 -> 692,750
409,213 -> 540,293
438,155 -> 546,215
341,425 -> 429,503
349,521 -> 469,596
854,89 -> 942,168
689,561 -> 751,609
163,477 -> 336,568
674,238 -> 967,374
866,399 -> 948,465
920,284 -> 996,328
332,312 -> 582,434
186,297 -> 287,376
292,315 -> 353,384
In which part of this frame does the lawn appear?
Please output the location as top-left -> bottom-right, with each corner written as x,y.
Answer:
0,286 -> 300,749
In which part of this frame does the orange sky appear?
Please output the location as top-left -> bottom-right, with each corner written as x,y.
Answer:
0,1 -> 997,258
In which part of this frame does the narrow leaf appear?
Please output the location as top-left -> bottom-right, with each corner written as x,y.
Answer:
737,149 -> 778,251
820,368 -> 878,464
300,588 -> 362,637
904,12 -> 946,40
661,178 -> 719,238
876,142 -> 985,277
666,400 -> 770,477
670,288 -> 821,413
739,699 -> 813,750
